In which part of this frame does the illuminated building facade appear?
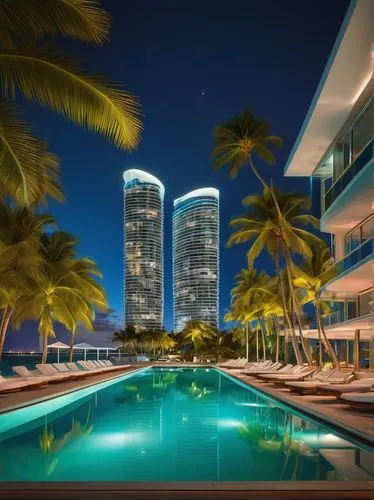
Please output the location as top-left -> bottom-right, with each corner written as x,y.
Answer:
123,169 -> 164,331
173,188 -> 219,332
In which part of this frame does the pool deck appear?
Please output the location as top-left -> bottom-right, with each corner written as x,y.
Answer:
221,368 -> 374,447
0,364 -> 149,413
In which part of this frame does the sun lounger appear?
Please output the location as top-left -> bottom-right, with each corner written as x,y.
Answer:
0,374 -> 47,394
257,365 -> 305,381
285,370 -> 352,394
240,360 -> 273,372
218,359 -> 235,367
53,363 -> 91,378
13,365 -> 66,385
36,364 -> 77,382
318,379 -> 374,396
271,366 -> 318,385
339,391 -> 374,409
222,358 -> 249,369
96,360 -> 128,371
77,360 -> 106,373
242,362 -> 286,376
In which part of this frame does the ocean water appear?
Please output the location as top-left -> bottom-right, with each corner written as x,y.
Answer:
0,367 -> 373,482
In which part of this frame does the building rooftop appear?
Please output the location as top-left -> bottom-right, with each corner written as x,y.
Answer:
123,169 -> 165,199
174,188 -> 219,207
284,0 -> 374,177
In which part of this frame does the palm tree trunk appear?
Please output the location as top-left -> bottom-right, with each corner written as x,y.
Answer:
257,314 -> 266,360
315,302 -> 339,369
0,307 -> 12,360
256,329 -> 259,362
245,323 -> 249,361
274,253 -> 302,365
282,247 -> 314,365
273,315 -> 280,363
315,314 -> 323,366
41,332 -> 49,364
69,333 -> 75,363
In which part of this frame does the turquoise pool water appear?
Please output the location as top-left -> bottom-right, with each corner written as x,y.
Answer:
0,367 -> 373,482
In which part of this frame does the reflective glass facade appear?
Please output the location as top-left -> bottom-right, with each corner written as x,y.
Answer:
123,170 -> 164,331
173,189 -> 219,332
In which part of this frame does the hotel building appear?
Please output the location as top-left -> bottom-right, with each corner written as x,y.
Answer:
284,0 -> 374,369
173,188 -> 219,332
123,169 -> 164,331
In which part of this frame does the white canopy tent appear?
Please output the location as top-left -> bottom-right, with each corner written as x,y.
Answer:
73,342 -> 118,361
47,341 -> 70,363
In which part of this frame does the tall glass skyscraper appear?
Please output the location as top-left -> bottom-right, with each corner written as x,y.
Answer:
123,169 -> 164,331
173,188 -> 219,332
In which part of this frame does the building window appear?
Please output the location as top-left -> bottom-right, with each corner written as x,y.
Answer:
352,98 -> 374,159
344,215 -> 374,255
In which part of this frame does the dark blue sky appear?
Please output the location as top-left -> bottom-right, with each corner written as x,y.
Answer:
8,0 -> 350,349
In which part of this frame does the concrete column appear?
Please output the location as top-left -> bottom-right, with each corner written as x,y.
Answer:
334,234 -> 345,261
354,330 -> 360,372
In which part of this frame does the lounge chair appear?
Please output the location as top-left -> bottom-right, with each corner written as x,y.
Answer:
218,359 -> 235,367
77,360 -> 106,374
13,365 -> 66,385
36,364 -> 78,382
0,374 -> 47,394
242,362 -> 285,376
257,365 -> 304,381
222,358 -> 248,369
285,370 -> 353,395
96,360 -> 129,371
317,379 -> 374,396
53,363 -> 91,378
339,391 -> 374,409
241,360 -> 273,372
269,366 -> 318,385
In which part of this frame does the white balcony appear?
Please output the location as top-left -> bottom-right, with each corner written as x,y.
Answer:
324,238 -> 374,294
321,146 -> 374,233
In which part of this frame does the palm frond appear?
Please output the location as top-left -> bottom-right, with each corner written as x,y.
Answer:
0,45 -> 142,150
0,0 -> 110,45
0,99 -> 44,204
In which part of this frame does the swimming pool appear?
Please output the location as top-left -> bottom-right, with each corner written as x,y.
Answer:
0,367 -> 373,483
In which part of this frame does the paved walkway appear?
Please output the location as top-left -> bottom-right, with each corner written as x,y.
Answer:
222,369 -> 374,446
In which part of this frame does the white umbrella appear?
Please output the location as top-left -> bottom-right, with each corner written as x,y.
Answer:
47,341 -> 70,363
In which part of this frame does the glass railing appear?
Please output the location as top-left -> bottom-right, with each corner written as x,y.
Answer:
323,138 -> 374,212
335,237 -> 374,276
322,310 -> 343,327
322,303 -> 373,327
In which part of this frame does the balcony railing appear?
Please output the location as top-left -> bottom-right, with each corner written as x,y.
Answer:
322,308 -> 374,328
335,237 -> 374,276
322,310 -> 344,328
323,138 -> 374,212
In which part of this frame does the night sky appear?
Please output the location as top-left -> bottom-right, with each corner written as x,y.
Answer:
7,0 -> 350,350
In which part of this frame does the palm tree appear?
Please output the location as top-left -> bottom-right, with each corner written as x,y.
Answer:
156,332 -> 177,356
182,320 -> 216,356
12,231 -> 108,363
211,109 -> 282,188
227,268 -> 272,361
228,189 -> 322,365
0,0 -> 141,205
0,203 -> 55,357
292,244 -> 339,368
211,109 -> 290,238
112,325 -> 137,354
